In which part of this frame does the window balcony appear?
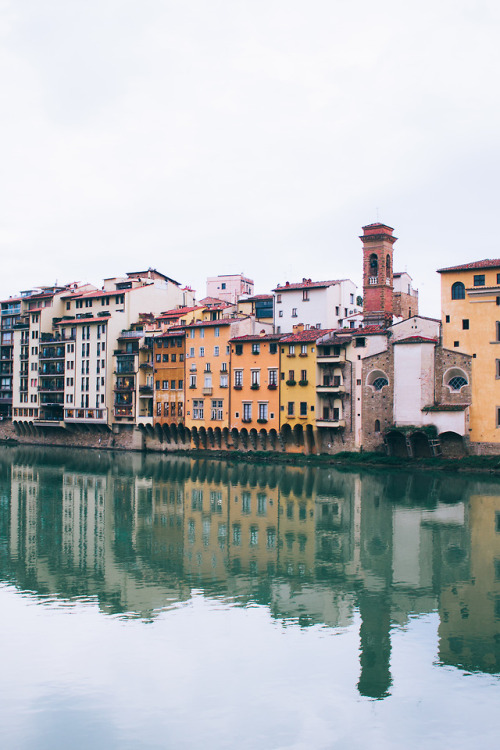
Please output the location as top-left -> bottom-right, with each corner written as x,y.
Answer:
267,383 -> 277,390
286,380 -> 296,386
316,384 -> 345,394
250,383 -> 260,390
315,418 -> 346,428
202,386 -> 213,396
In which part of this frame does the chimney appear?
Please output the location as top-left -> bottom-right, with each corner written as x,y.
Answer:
293,323 -> 304,333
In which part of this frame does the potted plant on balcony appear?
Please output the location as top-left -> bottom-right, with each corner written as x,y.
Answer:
257,418 -> 268,424
267,383 -> 277,390
298,379 -> 308,386
250,383 -> 260,390
286,379 -> 296,386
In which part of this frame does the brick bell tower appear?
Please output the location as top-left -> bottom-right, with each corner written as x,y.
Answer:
361,223 -> 397,327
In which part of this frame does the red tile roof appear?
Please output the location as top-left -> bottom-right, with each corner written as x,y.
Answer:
280,329 -> 333,343
187,317 -> 246,328
243,294 -> 273,301
54,317 -> 107,325
158,306 -> 201,318
273,280 -> 342,292
393,336 -> 437,345
437,259 -> 500,273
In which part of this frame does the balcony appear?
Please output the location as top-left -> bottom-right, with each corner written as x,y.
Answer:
139,361 -> 153,369
139,385 -> 153,395
317,384 -> 346,394
64,408 -> 108,424
202,386 -> 213,396
315,418 -> 346,428
114,407 -> 134,418
118,331 -> 143,339
317,351 -> 346,364
38,385 -> 64,392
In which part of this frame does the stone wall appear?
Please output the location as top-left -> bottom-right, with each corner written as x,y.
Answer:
361,349 -> 394,451
434,348 -> 472,406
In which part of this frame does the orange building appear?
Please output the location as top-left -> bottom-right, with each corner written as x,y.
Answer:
184,318 -> 256,446
153,328 -> 186,428
229,333 -> 282,436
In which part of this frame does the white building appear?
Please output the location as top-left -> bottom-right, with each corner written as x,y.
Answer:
206,274 -> 254,304
273,279 -> 360,334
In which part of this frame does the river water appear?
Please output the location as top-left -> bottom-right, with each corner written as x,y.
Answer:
0,447 -> 499,749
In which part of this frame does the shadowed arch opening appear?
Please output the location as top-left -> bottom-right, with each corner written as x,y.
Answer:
386,430 -> 408,458
439,431 -> 466,458
249,428 -> 258,450
214,427 -> 222,448
231,428 -> 240,449
259,429 -> 268,450
240,428 -> 249,450
410,431 -> 432,458
293,424 -> 304,447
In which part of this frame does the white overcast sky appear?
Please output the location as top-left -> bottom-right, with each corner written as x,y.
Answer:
1,0 -> 499,315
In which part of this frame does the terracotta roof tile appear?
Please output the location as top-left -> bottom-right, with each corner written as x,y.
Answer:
437,259 -> 500,273
273,280 -> 343,292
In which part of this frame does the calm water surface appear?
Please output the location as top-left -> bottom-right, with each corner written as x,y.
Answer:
0,447 -> 499,749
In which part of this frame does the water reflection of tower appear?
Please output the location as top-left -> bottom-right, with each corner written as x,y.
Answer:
358,479 -> 393,699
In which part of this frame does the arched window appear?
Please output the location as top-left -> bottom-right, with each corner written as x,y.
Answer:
444,367 -> 468,392
451,282 -> 465,300
386,254 -> 391,273
369,254 -> 378,276
374,419 -> 381,432
367,369 -> 389,391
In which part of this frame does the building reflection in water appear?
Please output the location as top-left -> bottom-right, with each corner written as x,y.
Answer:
1,448 -> 499,699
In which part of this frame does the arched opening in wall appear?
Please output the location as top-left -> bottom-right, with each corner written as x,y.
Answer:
369,253 -> 378,277
240,428 -> 249,450
191,426 -> 200,448
410,431 -> 432,458
249,428 -> 258,450
268,429 -> 278,450
177,423 -> 186,444
169,423 -> 178,445
280,423 -> 292,450
305,424 -> 315,453
231,428 -> 240,449
184,427 -> 191,446
451,282 -> 465,300
214,427 -> 222,448
444,368 -> 469,393
146,424 -> 155,441
222,427 -> 230,448
293,424 -> 304,447
374,419 -> 381,433
259,429 -> 268,450
12,421 -> 20,435
207,427 -> 215,448
439,431 -> 466,458
386,254 -> 391,274
366,370 -> 389,391
155,423 -> 163,443
199,426 -> 208,449
386,430 -> 408,457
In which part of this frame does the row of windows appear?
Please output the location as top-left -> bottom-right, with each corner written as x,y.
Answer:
451,275 -> 500,299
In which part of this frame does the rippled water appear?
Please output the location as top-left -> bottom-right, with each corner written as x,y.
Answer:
0,446 -> 499,749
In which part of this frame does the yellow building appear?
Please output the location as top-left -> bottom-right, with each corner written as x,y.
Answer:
279,327 -> 329,451
439,260 -> 500,449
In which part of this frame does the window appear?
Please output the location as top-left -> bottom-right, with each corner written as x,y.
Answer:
300,369 -> 307,382
367,369 -> 389,391
302,290 -> 309,301
211,399 -> 223,420
292,308 -> 298,317
235,344 -> 243,355
374,419 -> 381,432
251,370 -> 260,386
192,400 -> 204,419
162,380 -> 168,389
178,379 -> 183,390
300,344 -> 307,355
221,283 -> 226,290
446,368 -> 468,391
287,401 -> 294,416
189,347 -> 195,357
258,403 -> 268,421
276,294 -> 281,303
279,310 -> 283,317
214,346 -> 219,356
199,329 -> 205,338
269,369 -> 278,386
189,374 -> 196,388
252,343 -> 260,354
269,343 -> 277,354
300,401 -> 307,417
157,402 -> 162,417
243,402 -> 252,421
451,282 -> 465,299
497,322 -> 500,342
289,345 -> 295,356
445,315 -> 450,323
234,370 -> 243,387
220,373 -> 228,388
199,347 -> 205,357
355,337 -> 366,348
473,274 -> 485,286
214,327 -> 220,337
462,319 -> 469,330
